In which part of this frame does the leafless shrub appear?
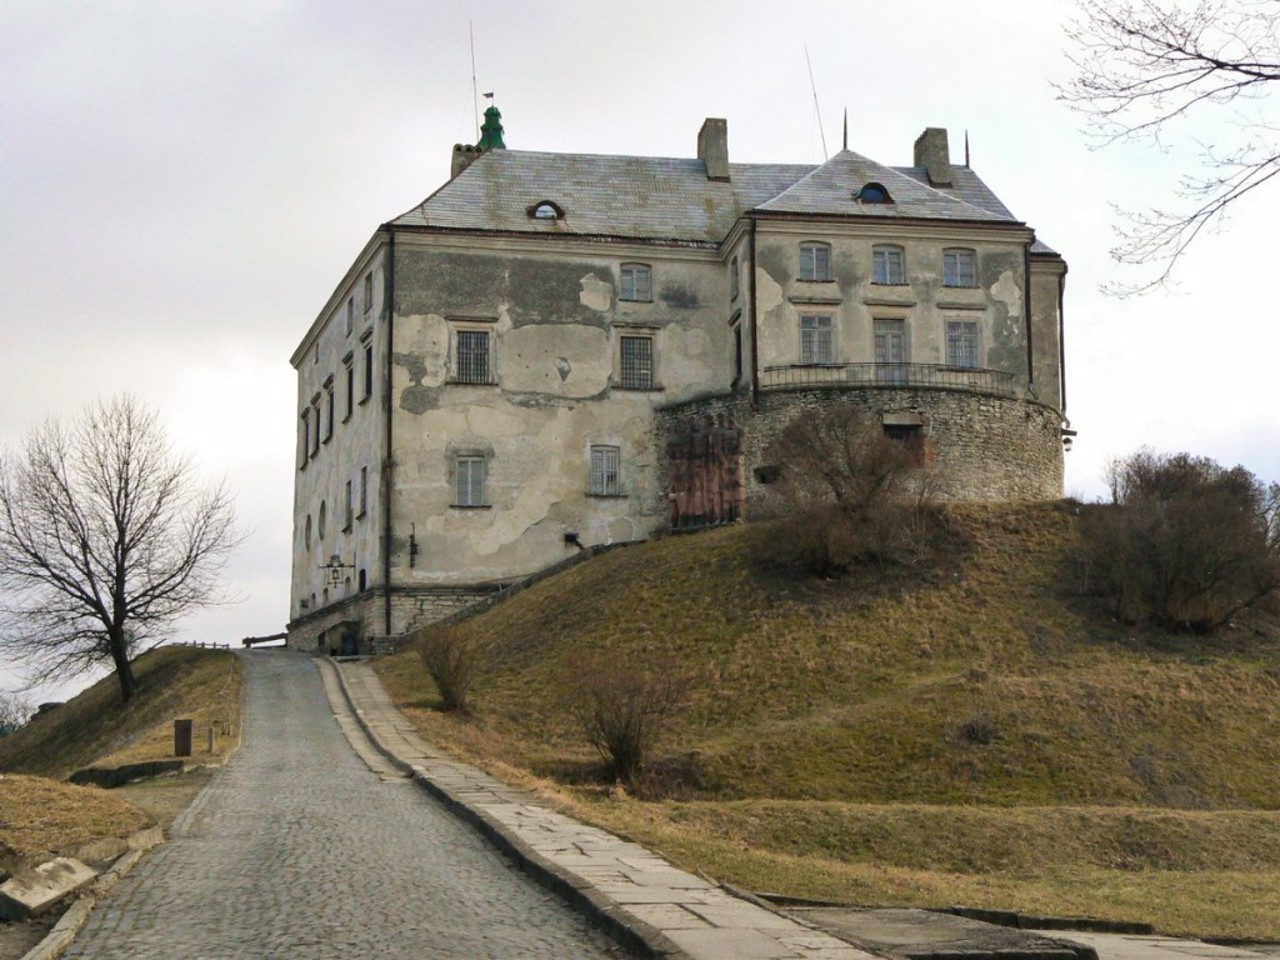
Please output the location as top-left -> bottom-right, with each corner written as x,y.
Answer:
758,404 -> 942,575
1083,449 -> 1280,633
568,651 -> 693,790
414,624 -> 484,714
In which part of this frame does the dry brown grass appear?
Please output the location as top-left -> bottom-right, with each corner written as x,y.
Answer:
375,502 -> 1280,938
0,774 -> 152,868
0,647 -> 242,780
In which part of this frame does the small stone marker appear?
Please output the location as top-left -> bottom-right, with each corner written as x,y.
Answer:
0,857 -> 97,920
174,718 -> 193,757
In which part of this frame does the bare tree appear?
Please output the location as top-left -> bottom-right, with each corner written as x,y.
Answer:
0,690 -> 32,736
0,397 -> 241,702
1060,0 -> 1280,292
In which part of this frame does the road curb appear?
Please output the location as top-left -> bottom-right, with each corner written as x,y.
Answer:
320,656 -> 690,959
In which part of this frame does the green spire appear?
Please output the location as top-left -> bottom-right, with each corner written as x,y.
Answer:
478,104 -> 505,150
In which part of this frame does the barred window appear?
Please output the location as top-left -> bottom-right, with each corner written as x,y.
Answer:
872,245 -> 905,285
943,248 -> 977,287
620,263 -> 651,302
799,242 -> 832,281
589,445 -> 621,496
455,330 -> 491,384
799,315 -> 833,364
619,335 -> 654,389
945,320 -> 980,368
455,456 -> 486,507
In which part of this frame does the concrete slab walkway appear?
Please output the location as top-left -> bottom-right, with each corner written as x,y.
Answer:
329,657 -> 879,960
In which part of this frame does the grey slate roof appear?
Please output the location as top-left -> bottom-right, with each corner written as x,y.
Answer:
392,146 -> 1059,253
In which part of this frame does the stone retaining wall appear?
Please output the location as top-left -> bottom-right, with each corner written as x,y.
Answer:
655,386 -> 1064,506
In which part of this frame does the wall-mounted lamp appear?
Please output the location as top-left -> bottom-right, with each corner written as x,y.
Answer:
321,554 -> 354,586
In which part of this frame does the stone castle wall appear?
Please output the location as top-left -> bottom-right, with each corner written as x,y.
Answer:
655,386 -> 1064,506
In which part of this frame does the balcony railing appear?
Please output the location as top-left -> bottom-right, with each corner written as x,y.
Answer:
760,362 -> 1017,398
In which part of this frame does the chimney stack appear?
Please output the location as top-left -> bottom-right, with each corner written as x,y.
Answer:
913,127 -> 953,187
698,118 -> 730,181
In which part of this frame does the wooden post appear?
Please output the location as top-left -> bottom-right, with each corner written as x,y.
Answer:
174,719 -> 193,757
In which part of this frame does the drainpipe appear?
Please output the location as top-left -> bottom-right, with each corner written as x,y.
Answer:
749,216 -> 760,408
383,226 -> 395,638
1023,242 -> 1034,392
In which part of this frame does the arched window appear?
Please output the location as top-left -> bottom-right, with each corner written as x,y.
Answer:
527,200 -> 564,220
855,182 -> 893,203
799,242 -> 832,281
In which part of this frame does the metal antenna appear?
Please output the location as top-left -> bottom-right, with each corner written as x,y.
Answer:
470,21 -> 480,142
804,45 -> 828,160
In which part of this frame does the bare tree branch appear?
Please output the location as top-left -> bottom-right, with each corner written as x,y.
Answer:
0,396 -> 243,701
1060,0 -> 1280,293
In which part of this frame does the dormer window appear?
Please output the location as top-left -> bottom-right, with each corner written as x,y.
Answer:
528,200 -> 564,220
856,182 -> 893,204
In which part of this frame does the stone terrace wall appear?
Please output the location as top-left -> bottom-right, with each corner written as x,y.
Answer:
655,386 -> 1064,508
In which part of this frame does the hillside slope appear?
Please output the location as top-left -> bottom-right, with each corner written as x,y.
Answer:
378,502 -> 1280,809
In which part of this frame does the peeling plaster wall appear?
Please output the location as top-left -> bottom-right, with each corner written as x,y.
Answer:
1030,257 -> 1067,413
387,240 -> 733,590
290,249 -> 388,634
753,224 -> 1032,385
657,387 -> 1064,505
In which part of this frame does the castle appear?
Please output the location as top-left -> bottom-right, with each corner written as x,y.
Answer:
287,107 -> 1068,653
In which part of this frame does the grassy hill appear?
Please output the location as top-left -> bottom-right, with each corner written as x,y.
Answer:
0,646 -> 242,876
374,502 -> 1280,938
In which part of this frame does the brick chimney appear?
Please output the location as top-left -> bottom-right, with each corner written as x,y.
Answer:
913,127 -> 953,187
698,118 -> 729,181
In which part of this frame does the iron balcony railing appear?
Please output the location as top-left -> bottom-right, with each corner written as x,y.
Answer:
760,362 -> 1017,398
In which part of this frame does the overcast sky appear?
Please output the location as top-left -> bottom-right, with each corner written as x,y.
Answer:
3,0 -> 1278,701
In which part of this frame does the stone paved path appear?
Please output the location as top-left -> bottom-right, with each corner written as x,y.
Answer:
63,651 -> 627,959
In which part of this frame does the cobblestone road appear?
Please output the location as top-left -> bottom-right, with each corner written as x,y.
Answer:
64,652 -> 627,959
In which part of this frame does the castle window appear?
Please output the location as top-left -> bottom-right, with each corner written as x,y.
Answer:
299,411 -> 311,467
343,480 -> 353,531
528,200 -> 564,220
799,315 -> 834,364
874,319 -> 908,384
589,445 -> 621,496
358,465 -> 368,518
363,272 -> 373,314
324,380 -> 335,443
618,335 -> 655,389
361,335 -> 374,402
730,255 -> 740,300
856,182 -> 892,203
304,513 -> 312,548
799,242 -> 832,282
318,500 -> 327,540
343,354 -> 355,421
620,263 -> 652,302
345,297 -> 354,336
945,320 -> 980,368
872,245 -> 905,285
310,397 -> 321,456
454,456 -> 487,507
943,248 -> 977,287
454,329 -> 492,384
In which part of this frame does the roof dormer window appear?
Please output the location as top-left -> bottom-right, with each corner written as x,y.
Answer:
528,200 -> 564,220
855,183 -> 893,204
